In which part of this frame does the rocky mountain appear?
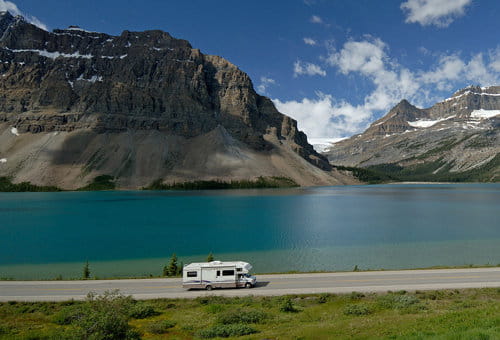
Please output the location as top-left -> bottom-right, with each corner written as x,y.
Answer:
0,12 -> 357,189
325,85 -> 500,182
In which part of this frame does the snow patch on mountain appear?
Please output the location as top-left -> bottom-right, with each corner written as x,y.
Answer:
470,109 -> 500,119
7,48 -> 92,60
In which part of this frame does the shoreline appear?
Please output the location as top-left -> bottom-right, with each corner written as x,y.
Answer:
1,180 -> 498,193
2,264 -> 499,282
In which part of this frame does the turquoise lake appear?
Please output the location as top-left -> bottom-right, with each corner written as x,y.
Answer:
0,184 -> 499,279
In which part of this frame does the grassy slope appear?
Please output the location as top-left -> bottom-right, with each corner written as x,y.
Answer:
0,289 -> 499,339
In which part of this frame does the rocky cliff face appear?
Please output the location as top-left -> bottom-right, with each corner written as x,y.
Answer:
0,12 -> 357,188
325,85 -> 500,181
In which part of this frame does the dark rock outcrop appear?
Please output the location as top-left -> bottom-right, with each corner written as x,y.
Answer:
0,12 -> 351,188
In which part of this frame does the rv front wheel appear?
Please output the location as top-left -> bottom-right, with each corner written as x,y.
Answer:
205,285 -> 213,291
245,283 -> 252,289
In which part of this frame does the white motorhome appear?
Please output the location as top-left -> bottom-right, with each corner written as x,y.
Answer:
182,261 -> 256,290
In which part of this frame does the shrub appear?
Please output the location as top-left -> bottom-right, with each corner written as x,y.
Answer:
129,303 -> 159,319
0,325 -> 11,335
146,320 -> 176,334
279,297 -> 298,313
206,304 -> 225,314
82,261 -> 90,279
196,296 -> 231,306
216,309 -> 267,324
349,291 -> 365,300
317,293 -> 331,304
52,305 -> 84,325
377,294 -> 420,310
343,304 -> 372,316
197,324 -> 258,338
72,290 -> 140,339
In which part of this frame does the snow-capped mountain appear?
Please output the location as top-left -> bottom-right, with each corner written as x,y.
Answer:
325,85 -> 500,181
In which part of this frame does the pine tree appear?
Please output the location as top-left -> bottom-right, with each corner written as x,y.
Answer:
162,265 -> 168,277
207,252 -> 214,262
83,261 -> 90,279
167,253 -> 178,277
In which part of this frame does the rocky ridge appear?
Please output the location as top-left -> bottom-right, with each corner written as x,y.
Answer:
325,85 -> 500,181
0,12 -> 357,188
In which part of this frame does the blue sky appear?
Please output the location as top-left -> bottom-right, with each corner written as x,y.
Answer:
4,0 -> 500,139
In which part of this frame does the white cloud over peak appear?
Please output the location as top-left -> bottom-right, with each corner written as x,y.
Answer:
293,61 -> 326,77
0,0 -> 47,30
274,93 -> 372,138
303,37 -> 317,46
277,37 -> 500,139
401,0 -> 472,27
256,76 -> 276,95
310,15 -> 323,24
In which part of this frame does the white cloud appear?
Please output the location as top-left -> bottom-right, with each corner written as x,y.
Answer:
256,76 -> 276,95
293,61 -> 326,77
310,15 -> 323,24
401,0 -> 472,27
420,53 -> 500,89
303,37 -> 317,46
274,93 -> 373,138
327,38 -> 387,76
278,37 -> 500,139
489,48 -> 500,72
0,0 -> 47,30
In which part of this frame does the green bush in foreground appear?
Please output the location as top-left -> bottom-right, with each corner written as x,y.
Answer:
197,324 -> 258,338
377,293 -> 421,310
344,303 -> 372,316
71,290 -> 139,340
128,303 -> 159,319
146,320 -> 176,334
216,309 -> 268,324
52,305 -> 84,325
279,297 -> 298,313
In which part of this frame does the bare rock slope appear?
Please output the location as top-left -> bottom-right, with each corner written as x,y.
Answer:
0,12 -> 356,188
325,86 -> 500,182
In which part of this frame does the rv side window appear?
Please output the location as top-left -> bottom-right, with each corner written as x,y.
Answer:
222,270 -> 235,276
217,270 -> 220,276
187,271 -> 197,277
236,268 -> 242,272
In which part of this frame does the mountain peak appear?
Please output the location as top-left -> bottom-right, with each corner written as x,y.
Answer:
0,19 -> 344,188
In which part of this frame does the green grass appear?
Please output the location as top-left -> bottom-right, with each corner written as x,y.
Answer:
0,288 -> 499,339
143,176 -> 299,190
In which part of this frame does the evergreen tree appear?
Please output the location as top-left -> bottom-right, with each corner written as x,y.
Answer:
207,252 -> 214,262
167,253 -> 178,277
162,265 -> 168,277
83,261 -> 90,279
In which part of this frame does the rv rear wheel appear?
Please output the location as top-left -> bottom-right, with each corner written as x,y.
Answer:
205,285 -> 213,291
245,283 -> 252,289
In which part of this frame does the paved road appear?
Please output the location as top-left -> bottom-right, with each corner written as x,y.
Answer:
1,268 -> 499,302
